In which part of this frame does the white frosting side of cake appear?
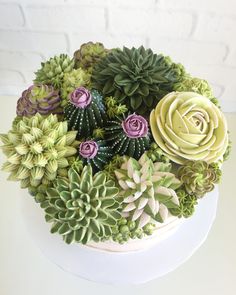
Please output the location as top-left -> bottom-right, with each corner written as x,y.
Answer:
85,215 -> 184,252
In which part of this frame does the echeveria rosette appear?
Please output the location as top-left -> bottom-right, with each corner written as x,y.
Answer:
115,153 -> 182,228
178,160 -> 221,198
79,139 -> 113,171
92,46 -> 187,116
74,42 -> 109,73
16,84 -> 62,117
173,77 -> 220,107
41,165 -> 122,244
60,69 -> 91,107
0,113 -> 79,189
105,113 -> 150,159
150,92 -> 229,164
64,88 -> 107,139
34,54 -> 74,88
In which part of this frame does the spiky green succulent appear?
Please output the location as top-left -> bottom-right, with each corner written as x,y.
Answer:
78,139 -> 113,171
104,96 -> 128,118
34,54 -> 74,88
41,165 -> 121,244
173,77 -> 220,106
115,153 -> 181,228
104,155 -> 125,181
178,161 -> 221,198
16,84 -> 62,117
105,114 -> 150,159
146,143 -> 170,163
92,46 -> 186,115
64,89 -> 107,139
60,69 -> 91,106
112,217 -> 155,244
169,189 -> 198,218
0,113 -> 79,188
74,42 -> 109,73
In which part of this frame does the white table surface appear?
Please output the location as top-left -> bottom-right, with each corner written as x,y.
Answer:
0,96 -> 235,295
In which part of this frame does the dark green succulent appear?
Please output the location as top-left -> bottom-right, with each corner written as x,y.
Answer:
64,88 -> 107,139
34,54 -> 74,88
41,165 -> 122,244
169,189 -> 198,218
105,113 -> 150,159
92,46 -> 186,115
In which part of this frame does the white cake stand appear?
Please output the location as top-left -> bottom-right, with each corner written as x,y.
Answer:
20,188 -> 218,285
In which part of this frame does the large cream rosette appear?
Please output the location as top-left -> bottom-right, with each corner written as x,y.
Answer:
150,92 -> 228,164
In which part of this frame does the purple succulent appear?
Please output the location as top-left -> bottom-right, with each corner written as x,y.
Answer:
122,113 -> 148,138
70,87 -> 92,108
16,84 -> 62,117
79,140 -> 98,159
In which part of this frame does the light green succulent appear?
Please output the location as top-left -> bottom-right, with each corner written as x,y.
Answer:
115,153 -> 181,228
0,113 -> 79,189
34,54 -> 74,88
178,161 -> 221,198
60,68 -> 91,106
104,96 -> 128,118
41,165 -> 122,244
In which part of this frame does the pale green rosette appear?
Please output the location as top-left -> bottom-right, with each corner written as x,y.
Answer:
115,153 -> 181,228
150,92 -> 228,164
0,113 -> 79,188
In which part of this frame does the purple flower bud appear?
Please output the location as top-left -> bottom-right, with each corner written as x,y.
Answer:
79,140 -> 98,159
70,87 -> 92,108
122,113 -> 148,138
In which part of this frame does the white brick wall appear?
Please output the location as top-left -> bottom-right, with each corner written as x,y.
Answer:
0,0 -> 235,112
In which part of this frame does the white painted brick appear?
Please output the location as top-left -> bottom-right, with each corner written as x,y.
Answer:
194,14 -> 236,44
225,49 -> 236,67
0,4 -> 24,28
0,0 -> 68,4
109,9 -> 193,38
0,31 -> 68,54
26,5 -> 106,33
149,38 -> 227,66
72,33 -> 147,51
0,51 -> 43,71
109,0 -> 155,8
0,70 -> 25,85
157,0 -> 236,14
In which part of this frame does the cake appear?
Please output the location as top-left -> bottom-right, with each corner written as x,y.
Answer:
0,42 -> 231,252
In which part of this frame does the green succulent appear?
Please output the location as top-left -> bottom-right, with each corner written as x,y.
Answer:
169,189 -> 198,218
111,217 -> 155,244
223,139 -> 232,161
41,165 -> 122,244
115,153 -> 181,228
92,46 -> 186,116
178,161 -> 222,198
34,54 -> 74,88
64,89 -> 107,139
104,155 -> 125,181
74,42 -> 109,73
173,77 -> 220,107
0,113 -> 79,188
60,68 -> 91,106
104,96 -> 128,118
146,143 -> 170,163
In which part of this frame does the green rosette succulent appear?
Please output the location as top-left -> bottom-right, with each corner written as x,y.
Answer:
92,46 -> 186,116
41,165 -> 121,244
0,113 -> 79,188
169,189 -> 198,218
178,161 -> 222,198
115,153 -> 181,228
16,84 -> 62,117
74,42 -> 109,73
173,77 -> 220,106
34,54 -> 74,88
60,68 -> 91,106
64,87 -> 107,139
105,113 -> 150,159
78,139 -> 113,171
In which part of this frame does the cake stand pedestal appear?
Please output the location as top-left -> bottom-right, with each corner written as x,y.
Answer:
21,188 -> 218,285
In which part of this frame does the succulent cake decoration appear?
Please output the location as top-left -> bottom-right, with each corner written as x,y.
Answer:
0,42 -> 231,246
